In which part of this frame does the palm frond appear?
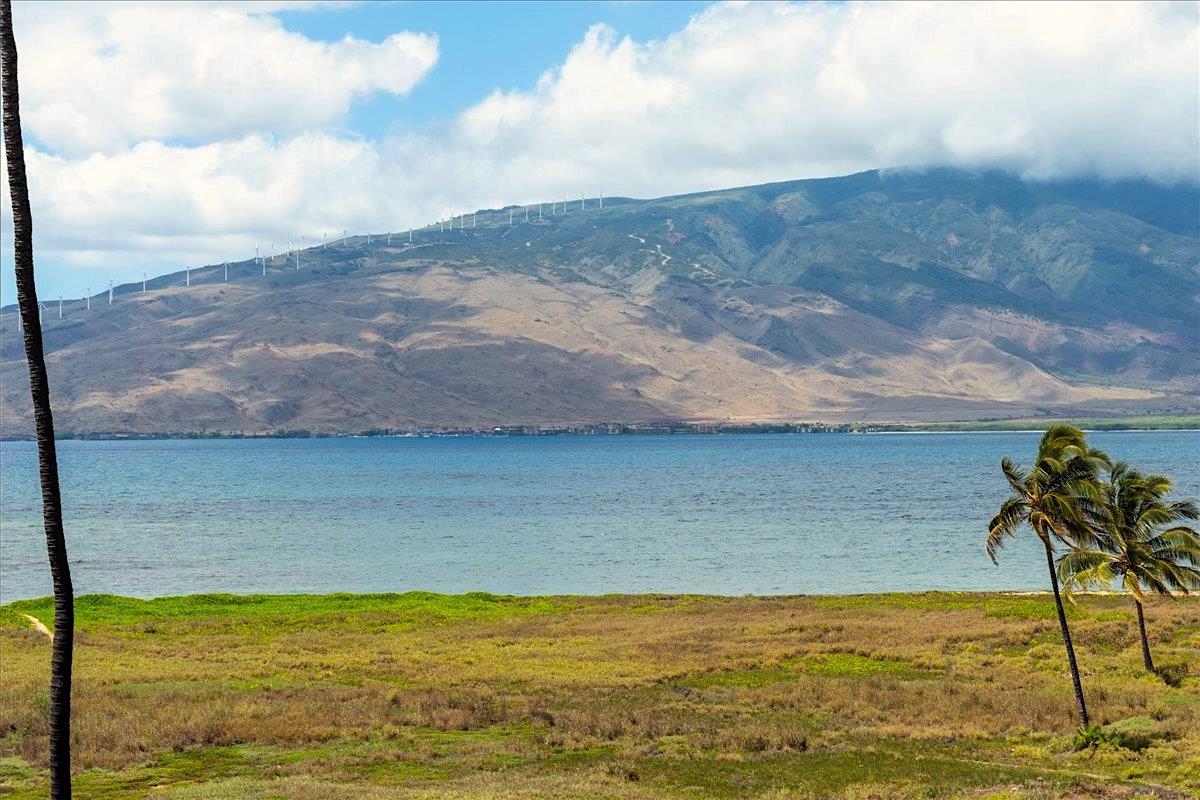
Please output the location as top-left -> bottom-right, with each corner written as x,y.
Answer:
1156,560 -> 1200,595
1001,457 -> 1027,495
1119,571 -> 1151,602
1168,498 -> 1200,521
1057,549 -> 1116,600
1085,465 -> 1200,604
987,497 -> 1028,564
1147,526 -> 1200,566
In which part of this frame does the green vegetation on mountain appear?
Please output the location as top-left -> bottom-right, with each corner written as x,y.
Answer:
2,168 -> 1196,435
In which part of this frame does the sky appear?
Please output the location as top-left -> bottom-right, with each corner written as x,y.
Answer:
1,0 -> 1198,302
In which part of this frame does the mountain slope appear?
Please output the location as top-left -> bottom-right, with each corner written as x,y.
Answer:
2,168 -> 1195,435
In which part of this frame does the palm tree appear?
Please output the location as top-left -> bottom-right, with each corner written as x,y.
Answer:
1,2 -> 75,796
987,425 -> 1109,726
1057,463 -> 1200,673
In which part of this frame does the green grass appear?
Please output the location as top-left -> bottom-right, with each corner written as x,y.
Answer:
682,653 -> 934,689
0,603 -> 32,629
799,652 -> 934,680
4,591 -> 568,631
636,740 -> 1056,799
810,591 -> 1077,619
2,591 -> 1197,799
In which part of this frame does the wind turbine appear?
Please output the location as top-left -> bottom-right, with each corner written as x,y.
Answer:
108,280 -> 114,304
142,271 -> 147,294
86,286 -> 91,311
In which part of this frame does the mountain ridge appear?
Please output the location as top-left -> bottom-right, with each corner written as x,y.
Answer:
2,168 -> 1196,435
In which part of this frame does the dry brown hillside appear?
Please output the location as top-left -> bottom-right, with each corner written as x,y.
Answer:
2,169 -> 1196,435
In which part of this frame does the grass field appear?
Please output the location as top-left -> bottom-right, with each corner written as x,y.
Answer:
1,591 -> 1197,799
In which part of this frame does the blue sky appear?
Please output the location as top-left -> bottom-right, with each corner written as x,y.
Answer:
276,1 -> 710,135
2,1 -> 1197,304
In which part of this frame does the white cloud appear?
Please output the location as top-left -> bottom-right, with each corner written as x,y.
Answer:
11,1 -> 438,154
3,1 -> 1198,298
19,134 -> 393,271
433,1 -> 1198,193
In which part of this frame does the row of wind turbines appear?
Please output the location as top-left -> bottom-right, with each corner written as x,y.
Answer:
7,192 -> 609,332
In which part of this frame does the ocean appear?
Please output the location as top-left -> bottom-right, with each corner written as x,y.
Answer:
1,431 -> 1195,601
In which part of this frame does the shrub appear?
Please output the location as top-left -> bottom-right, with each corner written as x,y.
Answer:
1073,723 -> 1105,750
1074,717 -> 1165,753
1155,661 -> 1189,688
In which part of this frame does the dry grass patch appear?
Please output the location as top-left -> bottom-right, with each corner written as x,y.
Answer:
1,591 -> 1197,798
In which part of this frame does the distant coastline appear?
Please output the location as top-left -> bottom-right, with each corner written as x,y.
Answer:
2,415 -> 1196,442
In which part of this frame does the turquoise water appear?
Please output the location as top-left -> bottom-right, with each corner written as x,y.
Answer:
0,432 -> 1195,602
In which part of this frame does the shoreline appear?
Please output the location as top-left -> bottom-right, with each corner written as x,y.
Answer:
0,587 -> 1130,610
2,418 -> 1198,443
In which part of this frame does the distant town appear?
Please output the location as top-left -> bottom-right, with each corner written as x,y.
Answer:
5,415 -> 1194,442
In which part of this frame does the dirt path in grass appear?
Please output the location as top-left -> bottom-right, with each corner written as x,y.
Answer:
22,614 -> 52,641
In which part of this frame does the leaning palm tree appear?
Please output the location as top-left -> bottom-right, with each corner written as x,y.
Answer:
1,2 -> 75,796
1058,463 -> 1200,673
987,425 -> 1109,726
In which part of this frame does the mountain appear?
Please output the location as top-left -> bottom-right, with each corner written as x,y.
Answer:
2,168 -> 1197,435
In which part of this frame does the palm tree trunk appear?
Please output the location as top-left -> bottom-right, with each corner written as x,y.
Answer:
1,3 -> 75,796
1043,539 -> 1088,726
1134,599 -> 1154,673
